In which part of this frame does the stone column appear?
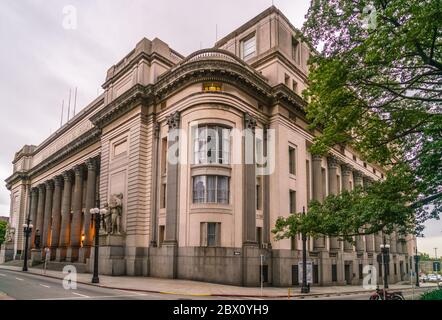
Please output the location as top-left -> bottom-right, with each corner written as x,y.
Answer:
374,231 -> 382,253
42,181 -> 54,250
389,232 -> 397,254
56,171 -> 73,261
353,171 -> 364,188
29,188 -> 39,248
150,122 -> 160,247
34,184 -> 46,248
67,165 -> 84,262
49,176 -> 63,258
79,158 -> 97,262
312,154 -> 325,249
84,159 -> 97,244
163,112 -> 180,279
243,113 -> 257,245
341,165 -> 354,252
327,156 -> 340,251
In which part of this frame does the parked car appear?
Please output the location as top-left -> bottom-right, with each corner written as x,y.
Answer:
421,274 -> 428,282
437,274 -> 442,281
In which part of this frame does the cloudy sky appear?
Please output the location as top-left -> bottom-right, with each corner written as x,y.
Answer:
0,0 -> 440,256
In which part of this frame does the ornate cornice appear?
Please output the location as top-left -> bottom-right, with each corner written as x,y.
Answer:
327,155 -> 340,169
166,112 -> 180,130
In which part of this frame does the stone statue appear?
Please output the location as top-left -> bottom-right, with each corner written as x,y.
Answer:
102,194 -> 123,235
4,224 -> 15,243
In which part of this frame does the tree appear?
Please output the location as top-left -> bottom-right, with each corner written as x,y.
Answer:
0,221 -> 7,245
272,0 -> 441,241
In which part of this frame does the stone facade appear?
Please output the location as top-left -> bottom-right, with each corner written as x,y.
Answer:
4,6 -> 416,286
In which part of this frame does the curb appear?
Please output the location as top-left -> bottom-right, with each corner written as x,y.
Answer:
0,266 -> 436,299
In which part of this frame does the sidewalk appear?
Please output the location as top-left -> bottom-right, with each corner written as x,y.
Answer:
0,265 -> 437,298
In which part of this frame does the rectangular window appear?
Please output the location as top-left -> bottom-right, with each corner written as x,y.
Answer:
256,178 -> 262,210
289,190 -> 296,214
292,38 -> 300,63
292,80 -> 298,93
292,265 -> 299,285
284,74 -> 290,87
160,183 -> 167,209
260,265 -> 269,283
257,227 -> 262,246
194,126 -> 230,165
161,137 -> 168,174
193,175 -> 230,204
321,168 -> 326,201
394,263 -> 397,275
359,264 -> 363,279
313,264 -> 319,284
289,146 -> 296,175
158,226 -> 165,246
332,264 -> 338,282
242,35 -> 256,60
201,222 -> 221,247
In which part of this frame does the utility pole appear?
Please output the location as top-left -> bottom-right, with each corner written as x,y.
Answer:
434,247 -> 438,259
301,206 -> 310,293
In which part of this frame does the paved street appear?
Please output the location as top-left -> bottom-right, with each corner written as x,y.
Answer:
0,269 -> 251,300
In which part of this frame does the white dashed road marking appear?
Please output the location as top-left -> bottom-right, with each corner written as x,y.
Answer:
39,284 -> 50,288
0,274 -> 6,277
15,278 -> 24,281
72,292 -> 90,298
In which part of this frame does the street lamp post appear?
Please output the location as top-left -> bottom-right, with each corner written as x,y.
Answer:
301,206 -> 310,294
22,218 -> 33,272
414,247 -> 420,287
90,200 -> 106,284
380,237 -> 390,290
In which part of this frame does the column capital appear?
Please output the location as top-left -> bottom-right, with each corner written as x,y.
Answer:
38,184 -> 46,192
45,180 -> 54,190
353,170 -> 364,180
244,113 -> 257,131
166,111 -> 180,130
341,163 -> 354,176
31,187 -> 39,195
312,154 -> 323,162
363,176 -> 374,185
54,175 -> 64,187
327,155 -> 340,169
86,158 -> 98,171
62,170 -> 73,182
73,164 -> 84,176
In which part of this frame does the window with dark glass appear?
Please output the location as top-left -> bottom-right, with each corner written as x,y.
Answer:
289,146 -> 296,174
289,190 -> 296,213
193,175 -> 229,204
193,125 -> 230,165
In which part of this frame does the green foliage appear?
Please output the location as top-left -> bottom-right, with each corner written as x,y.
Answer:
420,288 -> 442,300
298,0 -> 442,232
272,166 -> 417,241
419,252 -> 432,261
0,221 -> 7,245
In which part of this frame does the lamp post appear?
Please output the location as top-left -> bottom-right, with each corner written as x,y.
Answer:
380,237 -> 390,290
90,200 -> 106,284
301,206 -> 310,294
414,247 -> 420,287
22,218 -> 33,272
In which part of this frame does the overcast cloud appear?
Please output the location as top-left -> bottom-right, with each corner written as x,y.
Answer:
0,0 -> 440,255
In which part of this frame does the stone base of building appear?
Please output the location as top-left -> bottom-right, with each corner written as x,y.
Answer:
66,246 -> 80,262
87,234 -> 126,276
79,246 -> 91,263
30,249 -> 42,266
55,247 -> 68,261
0,243 -> 14,264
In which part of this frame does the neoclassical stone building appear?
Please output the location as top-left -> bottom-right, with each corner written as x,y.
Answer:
4,6 -> 416,286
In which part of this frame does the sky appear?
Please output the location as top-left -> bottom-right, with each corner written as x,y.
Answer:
0,0 -> 440,256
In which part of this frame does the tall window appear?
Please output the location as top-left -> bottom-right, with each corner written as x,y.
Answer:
292,38 -> 300,63
256,177 -> 262,210
289,146 -> 296,175
241,34 -> 256,60
193,125 -> 230,165
193,175 -> 230,204
289,190 -> 296,213
200,222 -> 221,247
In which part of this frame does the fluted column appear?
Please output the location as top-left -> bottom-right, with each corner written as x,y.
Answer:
312,154 -> 325,249
83,158 -> 97,247
353,171 -> 364,187
34,184 -> 46,248
327,156 -> 340,251
341,165 -> 355,251
50,176 -> 63,256
29,188 -> 39,248
42,180 -> 54,250
57,171 -> 73,261
165,112 -> 180,245
243,113 -> 257,245
375,231 -> 382,253
390,232 -> 397,254
67,165 -> 84,262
